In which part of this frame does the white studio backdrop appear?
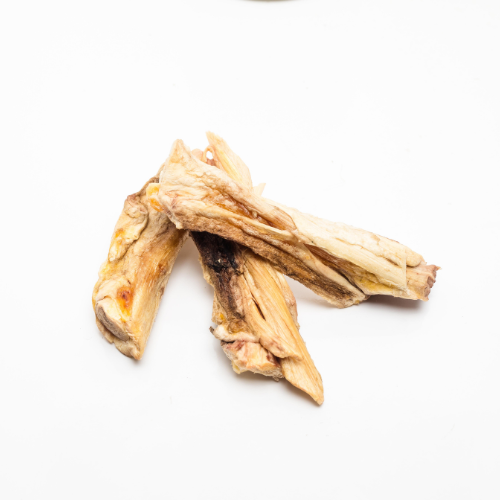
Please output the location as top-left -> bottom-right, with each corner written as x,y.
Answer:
1,1 -> 499,499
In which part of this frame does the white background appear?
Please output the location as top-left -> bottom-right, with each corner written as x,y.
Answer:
1,1 -> 499,499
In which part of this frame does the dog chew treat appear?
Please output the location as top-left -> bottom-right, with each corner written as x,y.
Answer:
150,136 -> 438,307
93,175 -> 188,359
186,146 -> 324,404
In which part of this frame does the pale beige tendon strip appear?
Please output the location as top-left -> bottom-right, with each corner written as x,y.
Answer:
154,136 -> 438,305
185,141 -> 323,404
205,133 -> 323,401
93,174 -> 187,360
207,133 -> 439,300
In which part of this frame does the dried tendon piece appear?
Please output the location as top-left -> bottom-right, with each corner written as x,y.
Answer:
153,136 -> 438,306
187,144 -> 324,404
93,175 -> 188,359
192,231 -> 324,405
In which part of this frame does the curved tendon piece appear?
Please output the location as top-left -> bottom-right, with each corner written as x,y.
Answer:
189,141 -> 324,404
93,175 -> 188,359
154,135 -> 438,305
192,231 -> 324,405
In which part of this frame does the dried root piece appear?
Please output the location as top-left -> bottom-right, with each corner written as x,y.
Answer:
151,135 -> 438,306
188,144 -> 324,404
93,175 -> 188,359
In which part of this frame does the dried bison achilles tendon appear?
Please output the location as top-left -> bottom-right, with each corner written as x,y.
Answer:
153,136 -> 439,307
92,130 -> 439,406
92,175 -> 187,360
191,232 -> 283,380
183,140 -> 324,404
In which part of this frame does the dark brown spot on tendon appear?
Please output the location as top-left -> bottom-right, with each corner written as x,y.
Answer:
191,231 -> 241,272
191,231 -> 245,317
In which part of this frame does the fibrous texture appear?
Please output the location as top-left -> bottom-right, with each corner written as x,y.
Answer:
92,131 -> 439,406
150,135 -> 438,308
93,175 -> 187,359
185,139 -> 323,404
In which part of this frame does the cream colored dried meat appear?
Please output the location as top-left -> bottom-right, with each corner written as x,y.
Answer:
93,175 -> 187,359
150,135 -> 438,307
192,231 -> 324,404
187,143 -> 324,404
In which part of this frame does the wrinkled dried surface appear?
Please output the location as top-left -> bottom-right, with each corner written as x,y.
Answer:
189,138 -> 324,404
192,232 -> 324,404
93,176 -> 187,359
151,136 -> 438,307
274,204 -> 439,300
